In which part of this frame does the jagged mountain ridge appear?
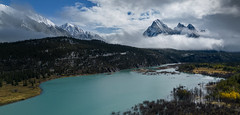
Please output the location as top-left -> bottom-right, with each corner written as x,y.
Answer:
60,23 -> 103,40
174,23 -> 200,38
0,4 -> 102,40
0,4 -> 68,36
143,19 -> 201,38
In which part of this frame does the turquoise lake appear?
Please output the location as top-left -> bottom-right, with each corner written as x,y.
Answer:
0,65 -> 220,115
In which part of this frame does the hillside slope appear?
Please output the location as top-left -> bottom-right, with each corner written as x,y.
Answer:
0,37 -> 240,84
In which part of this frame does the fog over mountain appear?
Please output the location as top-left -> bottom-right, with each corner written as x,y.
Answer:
0,4 -> 102,42
0,0 -> 240,51
60,0 -> 240,51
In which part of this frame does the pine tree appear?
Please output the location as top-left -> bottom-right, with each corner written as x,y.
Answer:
0,79 -> 2,87
14,81 -> 19,86
23,80 -> 28,86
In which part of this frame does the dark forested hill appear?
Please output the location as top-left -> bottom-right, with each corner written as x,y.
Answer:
1,36 -> 240,85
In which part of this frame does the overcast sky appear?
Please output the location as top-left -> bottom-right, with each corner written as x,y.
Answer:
0,0 -> 240,51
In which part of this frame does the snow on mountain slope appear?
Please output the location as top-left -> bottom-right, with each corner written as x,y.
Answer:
143,19 -> 174,37
27,13 -> 56,27
174,23 -> 200,38
0,4 -> 55,27
0,4 -> 68,37
60,23 -> 84,36
0,4 -> 103,41
143,19 -> 200,38
0,4 -> 15,15
60,23 -> 103,40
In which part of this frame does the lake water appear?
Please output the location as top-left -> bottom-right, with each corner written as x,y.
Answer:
0,65 -> 221,115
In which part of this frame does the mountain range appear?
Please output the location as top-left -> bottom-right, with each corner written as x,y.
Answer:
143,19 -> 203,38
0,4 -> 102,40
0,4 -> 207,42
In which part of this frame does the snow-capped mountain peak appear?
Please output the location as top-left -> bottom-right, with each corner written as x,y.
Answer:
153,19 -> 169,29
187,24 -> 196,30
60,23 -> 84,36
63,23 -> 74,27
177,23 -> 186,28
143,19 -> 173,37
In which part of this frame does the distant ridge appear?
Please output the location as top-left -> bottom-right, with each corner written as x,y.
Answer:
143,19 -> 202,38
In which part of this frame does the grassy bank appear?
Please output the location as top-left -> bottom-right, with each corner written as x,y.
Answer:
0,82 -> 41,105
193,67 -> 230,75
178,63 -> 235,78
0,75 -> 82,106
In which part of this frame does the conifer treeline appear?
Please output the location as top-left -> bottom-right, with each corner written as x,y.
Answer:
1,37 -> 240,87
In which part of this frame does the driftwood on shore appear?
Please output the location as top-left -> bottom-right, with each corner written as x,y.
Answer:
142,71 -> 180,75
133,64 -> 180,76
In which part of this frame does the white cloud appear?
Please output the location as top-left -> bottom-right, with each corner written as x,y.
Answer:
61,0 -> 239,32
104,31 -> 224,50
160,0 -> 239,19
61,1 -> 152,33
61,0 -> 233,50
